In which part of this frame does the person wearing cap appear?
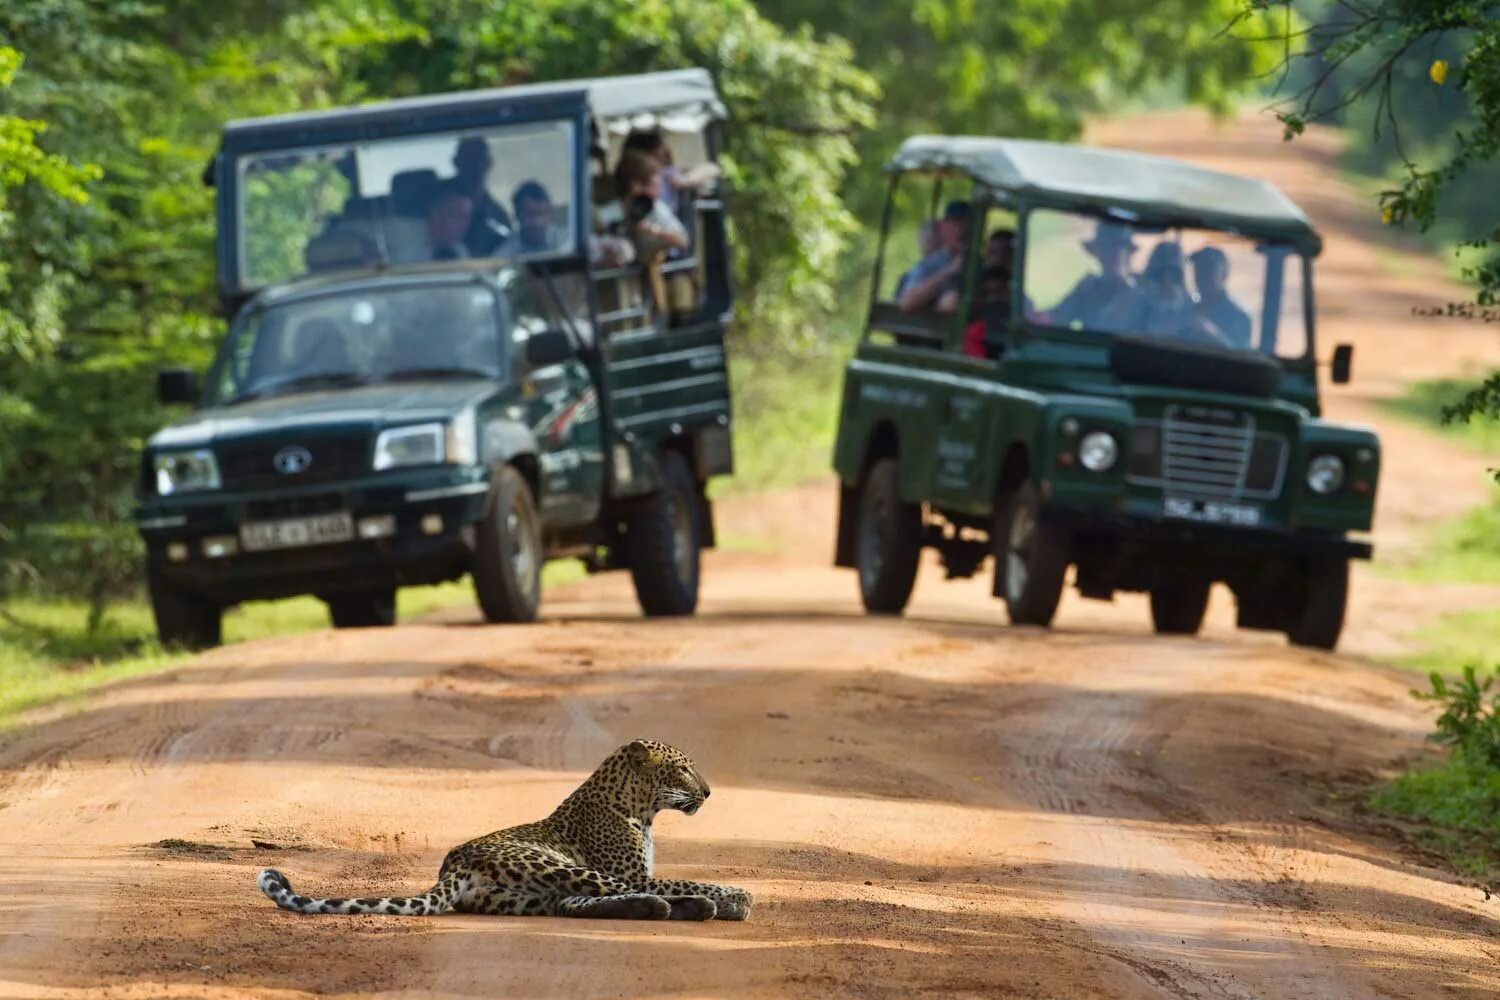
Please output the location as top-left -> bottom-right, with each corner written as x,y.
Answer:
1104,241 -> 1197,337
1190,246 -> 1252,348
1049,220 -> 1138,329
897,200 -> 971,313
452,136 -> 515,257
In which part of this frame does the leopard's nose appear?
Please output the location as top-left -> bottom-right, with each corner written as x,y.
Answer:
701,785 -> 711,799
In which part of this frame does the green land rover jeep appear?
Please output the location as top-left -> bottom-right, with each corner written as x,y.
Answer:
833,136 -> 1379,650
136,70 -> 735,647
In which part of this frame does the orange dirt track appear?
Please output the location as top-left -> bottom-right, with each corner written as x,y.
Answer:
2,110 -> 1499,999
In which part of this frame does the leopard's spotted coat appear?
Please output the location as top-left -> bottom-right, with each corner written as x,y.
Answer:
257,740 -> 751,921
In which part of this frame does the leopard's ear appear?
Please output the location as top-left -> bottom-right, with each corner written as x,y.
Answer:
626,740 -> 654,768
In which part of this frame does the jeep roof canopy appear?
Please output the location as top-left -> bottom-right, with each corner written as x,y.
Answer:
216,68 -> 727,155
888,136 -> 1321,252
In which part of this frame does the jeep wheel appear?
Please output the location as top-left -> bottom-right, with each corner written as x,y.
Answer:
1149,576 -> 1211,636
148,569 -> 222,650
856,457 -> 923,615
326,589 -> 396,629
1287,556 -> 1348,650
994,481 -> 1068,627
628,450 -> 701,617
473,466 -> 543,624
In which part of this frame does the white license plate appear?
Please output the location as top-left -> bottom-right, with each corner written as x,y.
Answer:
240,512 -> 354,552
1163,496 -> 1262,527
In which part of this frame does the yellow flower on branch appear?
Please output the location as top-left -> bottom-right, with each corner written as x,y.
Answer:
1430,60 -> 1449,85
1381,205 -> 1394,225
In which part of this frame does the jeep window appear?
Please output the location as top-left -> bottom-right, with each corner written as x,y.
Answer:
1022,208 -> 1309,360
208,284 -> 505,405
237,120 -> 578,288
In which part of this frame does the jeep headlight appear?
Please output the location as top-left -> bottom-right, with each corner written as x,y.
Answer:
373,418 -> 477,471
1305,454 -> 1345,495
1078,431 -> 1119,472
154,449 -> 220,495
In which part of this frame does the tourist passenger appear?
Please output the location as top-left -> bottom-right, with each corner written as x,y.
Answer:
1047,221 -> 1137,330
501,180 -> 566,255
615,151 -> 689,262
897,200 -> 971,313
451,136 -> 514,257
621,128 -> 721,216
424,184 -> 474,261
1190,246 -> 1252,349
1105,242 -> 1197,337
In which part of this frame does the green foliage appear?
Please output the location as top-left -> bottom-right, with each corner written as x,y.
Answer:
1418,666 -> 1500,767
1262,1 -> 1500,432
762,0 -> 1290,218
1373,665 -> 1500,877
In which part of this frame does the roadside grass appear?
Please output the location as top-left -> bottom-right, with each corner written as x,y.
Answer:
0,563 -> 584,729
1372,757 -> 1500,883
1370,666 -> 1500,884
1376,377 -> 1500,670
712,333 -> 855,497
1396,609 -> 1500,676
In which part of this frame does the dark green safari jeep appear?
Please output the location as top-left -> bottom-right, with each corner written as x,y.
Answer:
833,137 -> 1378,649
135,70 -> 735,647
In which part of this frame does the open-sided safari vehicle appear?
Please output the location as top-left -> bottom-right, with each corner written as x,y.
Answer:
833,137 -> 1379,649
135,70 -> 735,647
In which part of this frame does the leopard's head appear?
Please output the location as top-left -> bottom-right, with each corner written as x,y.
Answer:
625,739 -> 712,816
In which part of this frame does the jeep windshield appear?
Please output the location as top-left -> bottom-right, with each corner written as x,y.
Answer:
207,284 -> 505,406
236,119 -> 578,289
1022,208 -> 1309,360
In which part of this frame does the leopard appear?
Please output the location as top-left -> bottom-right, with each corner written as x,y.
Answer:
257,739 -> 751,921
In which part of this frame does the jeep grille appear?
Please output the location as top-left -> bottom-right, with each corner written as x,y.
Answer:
1127,406 -> 1286,500
217,435 -> 370,492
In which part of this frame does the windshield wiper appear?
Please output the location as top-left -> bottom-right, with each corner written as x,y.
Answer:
382,366 -> 495,382
228,370 -> 367,405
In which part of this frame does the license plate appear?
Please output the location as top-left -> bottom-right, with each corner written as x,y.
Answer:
240,512 -> 354,552
1163,496 -> 1262,527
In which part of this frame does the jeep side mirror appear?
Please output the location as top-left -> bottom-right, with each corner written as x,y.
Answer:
1330,343 -> 1353,385
157,368 -> 199,405
525,329 -> 575,368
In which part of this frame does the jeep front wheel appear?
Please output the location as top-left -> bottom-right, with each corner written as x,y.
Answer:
994,481 -> 1068,627
148,568 -> 222,650
856,457 -> 922,614
627,450 -> 701,617
473,466 -> 543,624
1287,556 -> 1348,650
326,588 -> 396,629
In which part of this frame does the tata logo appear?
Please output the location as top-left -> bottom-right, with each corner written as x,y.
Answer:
273,446 -> 313,475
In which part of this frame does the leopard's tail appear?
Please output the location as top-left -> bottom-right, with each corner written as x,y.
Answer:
257,868 -> 461,916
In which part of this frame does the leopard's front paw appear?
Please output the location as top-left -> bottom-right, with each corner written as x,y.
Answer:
668,895 -> 718,921
714,888 -> 752,921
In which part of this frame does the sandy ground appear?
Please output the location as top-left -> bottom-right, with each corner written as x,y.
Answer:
2,110 -> 1499,999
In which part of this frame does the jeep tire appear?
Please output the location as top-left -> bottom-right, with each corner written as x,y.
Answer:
326,588 -> 397,629
1287,556 -> 1348,651
473,466 -> 543,624
1149,576 -> 1211,636
995,481 -> 1069,627
148,568 -> 222,650
856,457 -> 923,615
628,450 -> 702,617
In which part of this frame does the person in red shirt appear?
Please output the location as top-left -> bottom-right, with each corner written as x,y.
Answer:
962,231 -> 1016,359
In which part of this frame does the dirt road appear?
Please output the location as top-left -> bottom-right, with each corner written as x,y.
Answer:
2,111 -> 1499,999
